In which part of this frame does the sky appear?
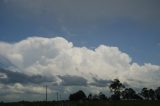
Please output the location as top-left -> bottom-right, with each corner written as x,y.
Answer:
0,0 -> 160,102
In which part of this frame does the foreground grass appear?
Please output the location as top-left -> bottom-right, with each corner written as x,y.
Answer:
1,101 -> 160,106
76,101 -> 160,106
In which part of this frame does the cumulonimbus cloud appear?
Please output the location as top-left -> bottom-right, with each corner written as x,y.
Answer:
0,36 -> 160,101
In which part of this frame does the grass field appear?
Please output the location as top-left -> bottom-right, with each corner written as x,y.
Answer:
1,101 -> 160,106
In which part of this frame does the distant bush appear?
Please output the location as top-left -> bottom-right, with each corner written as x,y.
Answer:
69,90 -> 86,101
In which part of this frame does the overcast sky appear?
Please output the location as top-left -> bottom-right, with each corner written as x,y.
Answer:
0,0 -> 160,102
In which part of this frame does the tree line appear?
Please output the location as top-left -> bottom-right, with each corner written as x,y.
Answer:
69,79 -> 160,101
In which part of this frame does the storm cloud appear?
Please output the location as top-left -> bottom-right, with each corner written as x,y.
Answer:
0,37 -> 160,87
58,75 -> 87,86
0,68 -> 55,84
0,36 -> 160,101
90,78 -> 112,87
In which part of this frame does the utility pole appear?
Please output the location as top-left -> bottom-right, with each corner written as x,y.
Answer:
46,85 -> 48,101
59,93 -> 61,101
56,92 -> 58,101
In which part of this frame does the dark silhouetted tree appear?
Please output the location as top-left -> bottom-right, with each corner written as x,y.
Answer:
109,79 -> 125,93
92,94 -> 99,100
122,88 -> 143,100
122,88 -> 136,100
141,88 -> 150,100
99,92 -> 106,100
69,90 -> 86,101
133,93 -> 143,100
88,93 -> 92,100
148,89 -> 155,100
109,79 -> 125,100
155,87 -> 160,100
110,91 -> 121,100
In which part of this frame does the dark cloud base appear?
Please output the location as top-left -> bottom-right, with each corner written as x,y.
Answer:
0,68 -> 55,84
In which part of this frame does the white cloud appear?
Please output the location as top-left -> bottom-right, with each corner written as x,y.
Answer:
0,36 -> 160,101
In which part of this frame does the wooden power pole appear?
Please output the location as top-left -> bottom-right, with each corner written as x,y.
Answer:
46,85 -> 48,101
56,92 -> 58,101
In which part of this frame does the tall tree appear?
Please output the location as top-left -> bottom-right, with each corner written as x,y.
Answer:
122,88 -> 136,100
155,87 -> 160,100
109,79 -> 125,100
109,79 -> 125,93
141,88 -> 149,100
88,93 -> 92,100
148,89 -> 155,100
